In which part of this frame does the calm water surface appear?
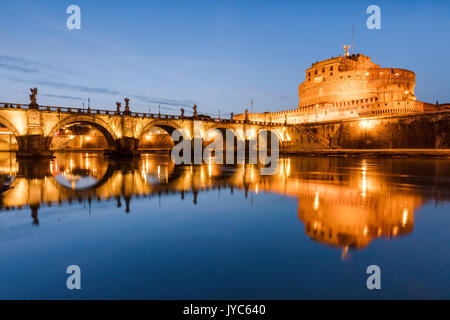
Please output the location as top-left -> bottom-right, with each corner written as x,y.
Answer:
0,152 -> 448,299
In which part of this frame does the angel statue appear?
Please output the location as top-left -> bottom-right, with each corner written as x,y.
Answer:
29,88 -> 38,107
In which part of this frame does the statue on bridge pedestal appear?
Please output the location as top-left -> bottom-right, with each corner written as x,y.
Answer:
115,102 -> 121,115
230,112 -> 234,120
245,109 -> 249,122
29,88 -> 38,109
124,98 -> 131,115
193,104 -> 198,118
181,108 -> 185,118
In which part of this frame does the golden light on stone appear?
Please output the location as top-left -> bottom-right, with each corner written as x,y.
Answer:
359,119 -> 375,129
247,128 -> 256,139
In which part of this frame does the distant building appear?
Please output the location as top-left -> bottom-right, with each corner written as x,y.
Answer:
237,50 -> 438,124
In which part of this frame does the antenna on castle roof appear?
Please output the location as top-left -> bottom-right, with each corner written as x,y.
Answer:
352,24 -> 354,55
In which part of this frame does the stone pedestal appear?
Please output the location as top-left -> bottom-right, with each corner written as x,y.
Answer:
105,137 -> 140,157
16,135 -> 54,158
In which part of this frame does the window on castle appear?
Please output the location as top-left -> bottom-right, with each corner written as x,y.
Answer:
322,68 -> 325,72
330,66 -> 333,71
314,70 -> 317,75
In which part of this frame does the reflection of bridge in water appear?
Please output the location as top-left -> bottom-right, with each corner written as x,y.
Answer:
1,152 -> 449,252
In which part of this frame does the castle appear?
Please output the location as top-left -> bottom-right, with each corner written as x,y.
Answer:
237,48 -> 439,124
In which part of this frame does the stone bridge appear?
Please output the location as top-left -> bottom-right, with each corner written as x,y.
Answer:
0,93 -> 300,157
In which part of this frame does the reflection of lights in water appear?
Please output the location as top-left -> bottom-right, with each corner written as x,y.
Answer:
70,159 -> 73,171
402,208 -> 408,227
54,173 -> 98,190
393,226 -> 399,236
341,246 -> 349,259
363,225 -> 368,236
255,183 -> 259,194
157,165 -> 160,179
208,161 -> 212,177
313,192 -> 319,210
361,165 -> 367,198
279,162 -> 285,177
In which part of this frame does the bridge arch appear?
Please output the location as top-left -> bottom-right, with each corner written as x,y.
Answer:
257,128 -> 283,150
47,116 -> 119,150
0,114 -> 22,150
257,128 -> 283,142
138,119 -> 188,140
137,119 -> 189,151
205,123 -> 245,143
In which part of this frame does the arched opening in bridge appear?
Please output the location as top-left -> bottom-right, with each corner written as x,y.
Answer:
258,129 -> 281,152
0,123 -> 18,151
203,127 -> 243,164
50,122 -> 114,151
138,125 -> 177,152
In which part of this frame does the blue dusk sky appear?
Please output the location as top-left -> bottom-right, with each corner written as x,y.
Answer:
0,0 -> 449,116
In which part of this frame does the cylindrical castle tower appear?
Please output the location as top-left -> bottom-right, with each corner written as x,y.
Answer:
298,54 -> 417,108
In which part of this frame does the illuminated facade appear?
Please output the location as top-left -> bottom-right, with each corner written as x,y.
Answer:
238,50 -> 438,124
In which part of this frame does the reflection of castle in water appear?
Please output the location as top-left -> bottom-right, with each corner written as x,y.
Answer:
0,152 -> 449,251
